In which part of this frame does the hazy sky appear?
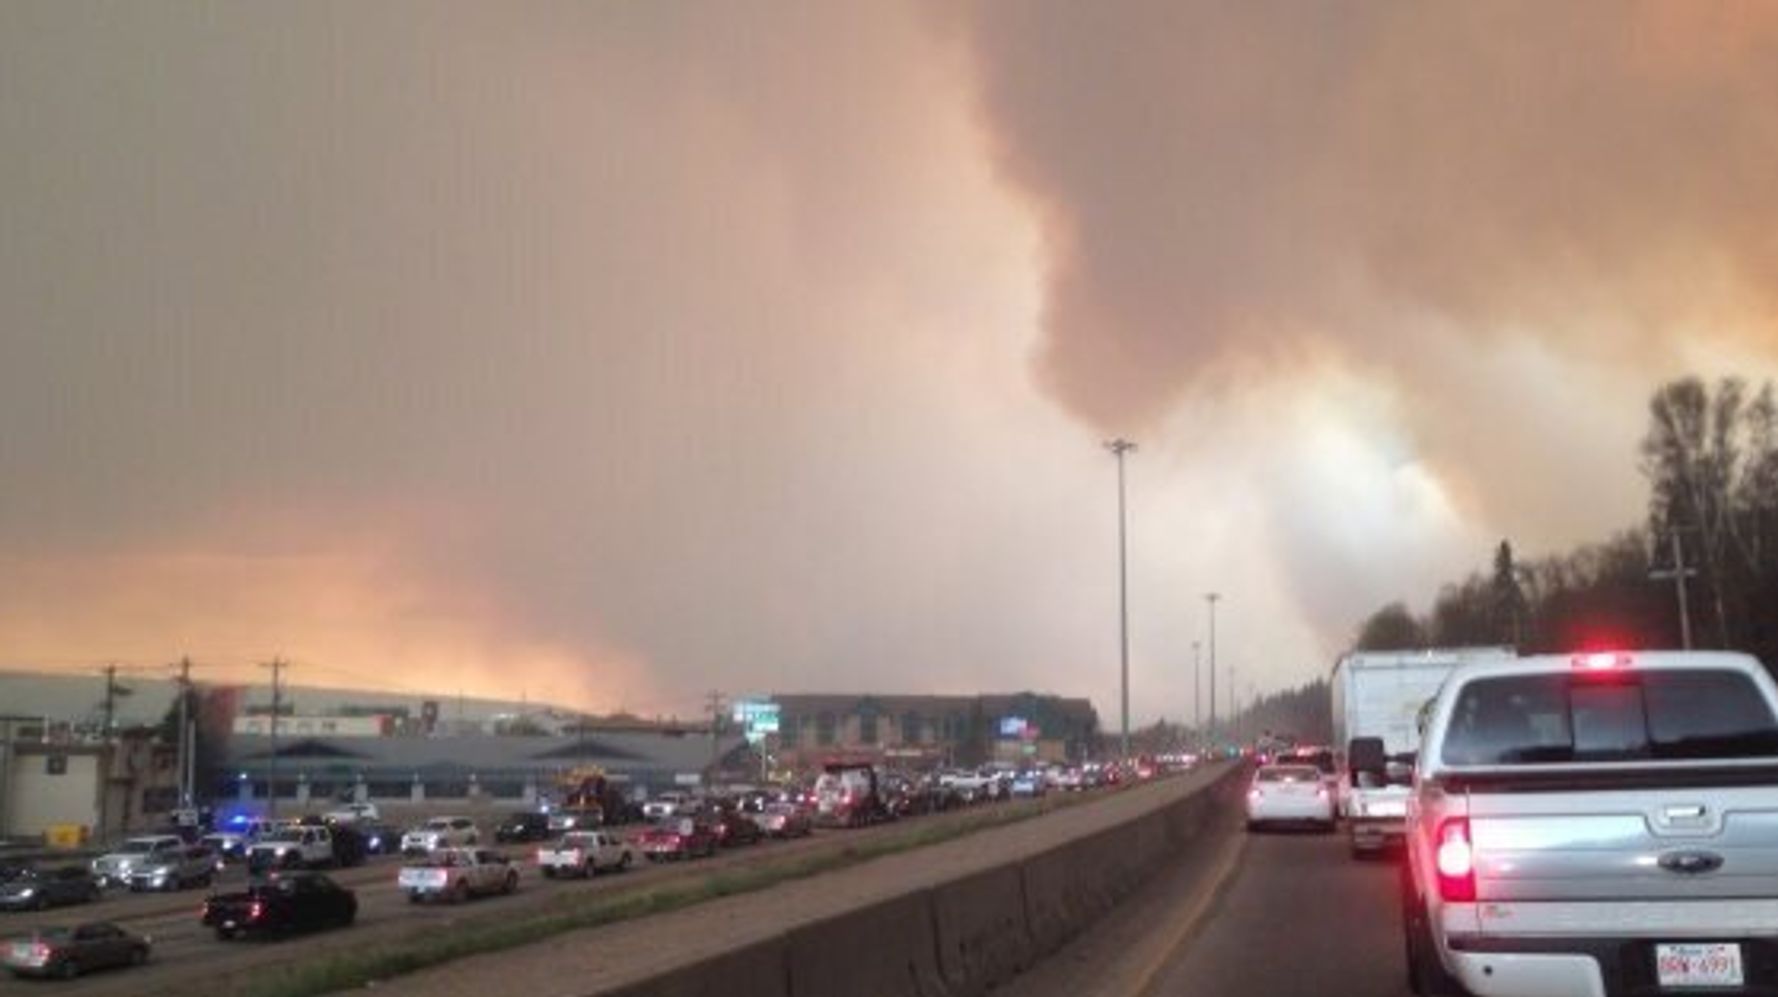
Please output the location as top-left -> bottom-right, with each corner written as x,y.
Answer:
4,2 -> 1777,725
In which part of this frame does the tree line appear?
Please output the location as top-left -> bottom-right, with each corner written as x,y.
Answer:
1354,376 -> 1778,674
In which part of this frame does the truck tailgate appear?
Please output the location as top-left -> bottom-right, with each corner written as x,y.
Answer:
1467,784 -> 1778,904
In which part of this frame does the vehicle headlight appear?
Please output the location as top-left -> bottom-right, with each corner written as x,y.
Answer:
16,888 -> 35,898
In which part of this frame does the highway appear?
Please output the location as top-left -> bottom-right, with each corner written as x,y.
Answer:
1141,828 -> 1405,997
1001,782 -> 1410,997
0,789 -> 1107,996
3,772 -> 1422,997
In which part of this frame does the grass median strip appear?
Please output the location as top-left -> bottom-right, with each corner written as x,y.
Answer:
238,790 -> 1118,997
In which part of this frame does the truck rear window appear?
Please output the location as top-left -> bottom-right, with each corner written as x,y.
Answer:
1442,669 -> 1778,765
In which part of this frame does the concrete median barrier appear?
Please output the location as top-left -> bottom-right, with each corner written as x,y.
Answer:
773,767 -> 1244,997
930,863 -> 1033,994
784,889 -> 944,997
370,765 -> 1247,997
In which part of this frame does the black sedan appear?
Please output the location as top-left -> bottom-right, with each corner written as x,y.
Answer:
494,812 -> 552,843
2,923 -> 150,979
0,868 -> 100,912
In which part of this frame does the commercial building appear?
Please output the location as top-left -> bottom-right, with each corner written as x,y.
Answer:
769,693 -> 1099,769
0,720 -> 180,843
223,727 -> 749,808
232,714 -> 396,738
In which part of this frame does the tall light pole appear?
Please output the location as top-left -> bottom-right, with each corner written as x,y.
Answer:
1191,640 -> 1201,742
1205,592 -> 1220,742
1105,438 -> 1137,760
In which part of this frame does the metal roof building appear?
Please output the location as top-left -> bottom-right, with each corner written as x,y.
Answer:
223,729 -> 750,804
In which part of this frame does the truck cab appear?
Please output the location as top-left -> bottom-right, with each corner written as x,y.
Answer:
1402,651 -> 1778,997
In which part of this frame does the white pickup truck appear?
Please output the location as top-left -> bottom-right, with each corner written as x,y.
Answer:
245,826 -> 334,873
1402,650 -> 1778,997
397,848 -> 518,903
535,831 -> 638,879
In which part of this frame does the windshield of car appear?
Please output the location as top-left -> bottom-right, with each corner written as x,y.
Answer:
118,840 -> 162,853
1255,766 -> 1320,783
423,819 -> 450,830
266,829 -> 305,842
1443,669 -> 1778,765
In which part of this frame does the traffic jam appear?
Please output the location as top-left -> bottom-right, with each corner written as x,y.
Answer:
1,756 -> 1187,983
1241,647 -> 1778,997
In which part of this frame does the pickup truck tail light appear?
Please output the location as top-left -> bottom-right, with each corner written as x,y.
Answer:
1434,818 -> 1476,902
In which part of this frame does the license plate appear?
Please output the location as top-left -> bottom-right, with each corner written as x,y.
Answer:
1656,943 -> 1743,988
1370,801 -> 1406,818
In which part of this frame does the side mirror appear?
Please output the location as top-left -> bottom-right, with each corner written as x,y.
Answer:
1347,737 -> 1387,784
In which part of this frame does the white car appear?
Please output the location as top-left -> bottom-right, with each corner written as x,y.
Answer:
400,816 -> 479,856
640,792 -> 690,821
1244,764 -> 1334,831
90,836 -> 186,888
535,831 -> 638,878
323,802 -> 380,824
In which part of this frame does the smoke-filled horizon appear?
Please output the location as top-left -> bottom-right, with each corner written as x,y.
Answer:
4,2 -> 1776,725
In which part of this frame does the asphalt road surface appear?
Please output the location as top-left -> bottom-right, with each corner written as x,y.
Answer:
1002,800 -> 1410,997
1143,827 -> 1407,997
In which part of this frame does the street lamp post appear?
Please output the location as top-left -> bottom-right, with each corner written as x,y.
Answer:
1205,592 -> 1220,743
1105,439 -> 1137,761
1191,640 -> 1201,744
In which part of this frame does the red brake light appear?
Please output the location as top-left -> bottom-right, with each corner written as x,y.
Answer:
1574,652 -> 1630,671
1434,818 -> 1476,902
248,900 -> 264,920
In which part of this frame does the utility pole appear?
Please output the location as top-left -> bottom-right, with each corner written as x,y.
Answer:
1650,530 -> 1697,650
1205,592 -> 1220,742
263,659 -> 286,817
172,658 -> 194,808
1105,438 -> 1137,761
705,690 -> 726,785
100,665 -> 120,739
98,666 -> 121,843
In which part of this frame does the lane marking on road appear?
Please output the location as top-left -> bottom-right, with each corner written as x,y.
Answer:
1125,822 -> 1251,997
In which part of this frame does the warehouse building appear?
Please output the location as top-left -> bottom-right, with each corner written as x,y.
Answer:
223,727 -> 749,807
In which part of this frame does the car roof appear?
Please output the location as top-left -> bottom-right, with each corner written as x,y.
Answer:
1445,650 -> 1765,685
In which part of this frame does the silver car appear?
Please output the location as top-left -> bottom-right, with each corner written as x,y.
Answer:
1401,651 -> 1778,997
89,836 -> 186,889
126,844 -> 216,892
